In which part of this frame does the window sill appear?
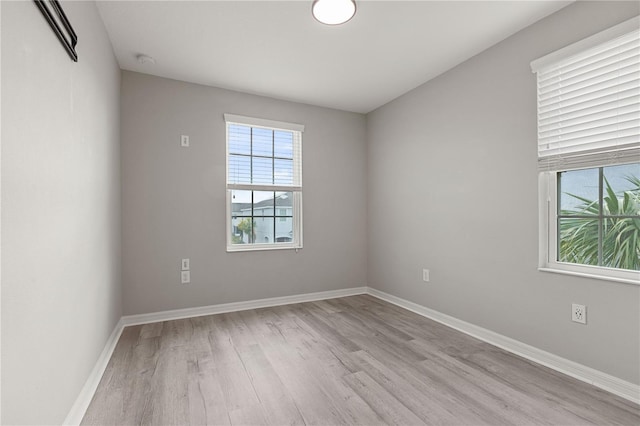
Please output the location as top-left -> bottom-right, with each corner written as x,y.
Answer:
538,266 -> 640,286
227,244 -> 302,253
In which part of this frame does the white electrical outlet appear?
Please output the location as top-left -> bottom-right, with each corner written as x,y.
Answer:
181,270 -> 191,284
180,135 -> 190,147
181,258 -> 190,270
423,269 -> 430,282
572,303 -> 586,324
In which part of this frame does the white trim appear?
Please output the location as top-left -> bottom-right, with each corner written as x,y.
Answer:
366,287 -> 640,405
538,171 -> 640,286
121,287 -> 367,326
64,285 -> 640,425
63,287 -> 366,424
538,267 -> 640,286
226,188 -> 303,252
224,113 -> 305,133
227,183 -> 303,192
226,243 -> 301,253
530,15 -> 640,72
225,116 -> 304,252
63,318 -> 126,426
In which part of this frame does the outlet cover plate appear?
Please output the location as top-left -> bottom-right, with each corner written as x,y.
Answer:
572,303 -> 586,324
181,270 -> 191,284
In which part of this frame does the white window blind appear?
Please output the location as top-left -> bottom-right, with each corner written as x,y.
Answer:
531,18 -> 640,171
224,114 -> 303,191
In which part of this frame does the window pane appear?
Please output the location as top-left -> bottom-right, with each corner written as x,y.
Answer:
228,124 -> 251,155
229,155 -> 251,184
276,217 -> 294,242
274,131 -> 294,159
231,190 -> 252,217
558,217 -> 599,266
275,192 -> 293,208
603,218 -> 640,271
252,128 -> 273,157
559,168 -> 599,215
252,157 -> 273,184
274,159 -> 294,185
603,163 -> 640,216
255,217 -> 274,244
254,191 -> 274,215
232,216 -> 255,244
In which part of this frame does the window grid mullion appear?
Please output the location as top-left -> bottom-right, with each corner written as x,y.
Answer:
556,172 -> 561,262
250,127 -> 254,186
598,167 -> 604,266
251,191 -> 255,244
251,125 -> 254,244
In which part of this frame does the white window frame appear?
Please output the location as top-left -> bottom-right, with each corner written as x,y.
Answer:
538,171 -> 639,285
533,16 -> 640,285
224,114 -> 304,252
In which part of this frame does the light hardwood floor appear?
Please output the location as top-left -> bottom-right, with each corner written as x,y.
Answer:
82,295 -> 640,425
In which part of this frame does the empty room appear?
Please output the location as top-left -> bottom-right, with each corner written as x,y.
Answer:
2,0 -> 640,424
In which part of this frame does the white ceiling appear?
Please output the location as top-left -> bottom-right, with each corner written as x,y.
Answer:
96,0 -> 572,113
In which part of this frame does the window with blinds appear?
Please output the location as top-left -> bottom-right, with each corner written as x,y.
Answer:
224,114 -> 304,251
532,17 -> 639,284
532,18 -> 639,171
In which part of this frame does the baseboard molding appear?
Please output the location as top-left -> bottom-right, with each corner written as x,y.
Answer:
366,287 -> 640,405
63,286 -> 367,425
64,285 -> 639,425
63,317 -> 126,425
121,286 -> 368,326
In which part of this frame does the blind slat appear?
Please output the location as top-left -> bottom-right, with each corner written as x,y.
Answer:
538,52 -> 639,92
538,37 -> 639,86
538,78 -> 639,111
538,88 -> 640,119
538,113 -> 640,140
538,61 -> 639,102
533,25 -> 640,172
227,121 -> 302,187
539,97 -> 639,129
539,129 -> 640,156
538,146 -> 640,171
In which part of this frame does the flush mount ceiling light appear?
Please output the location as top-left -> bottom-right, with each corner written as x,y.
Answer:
312,0 -> 356,25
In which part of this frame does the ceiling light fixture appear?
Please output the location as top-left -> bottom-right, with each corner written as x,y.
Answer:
312,0 -> 356,25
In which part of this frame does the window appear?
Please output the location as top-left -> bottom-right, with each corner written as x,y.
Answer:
225,114 -> 303,251
532,17 -> 639,284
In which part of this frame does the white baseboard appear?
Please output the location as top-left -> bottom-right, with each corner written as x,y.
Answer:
366,287 -> 640,405
121,286 -> 368,326
62,286 -> 367,425
64,285 -> 639,425
63,317 -> 126,426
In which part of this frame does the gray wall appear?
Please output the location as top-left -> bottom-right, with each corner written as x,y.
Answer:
1,1 -> 122,424
367,1 -> 640,385
120,71 -> 367,315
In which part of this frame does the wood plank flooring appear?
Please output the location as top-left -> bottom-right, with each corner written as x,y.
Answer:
82,295 -> 640,425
